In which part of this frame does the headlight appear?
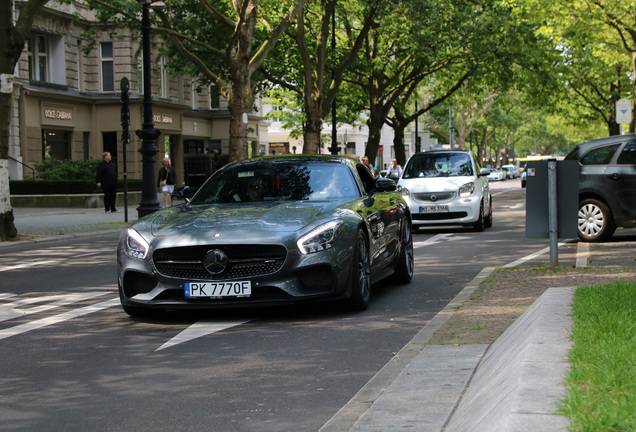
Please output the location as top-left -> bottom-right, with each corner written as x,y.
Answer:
398,185 -> 410,197
297,220 -> 344,254
459,182 -> 475,197
124,228 -> 149,259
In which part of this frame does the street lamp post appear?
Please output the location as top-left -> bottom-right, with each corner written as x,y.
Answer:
136,0 -> 162,218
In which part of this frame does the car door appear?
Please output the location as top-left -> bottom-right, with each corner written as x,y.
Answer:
354,165 -> 401,276
607,140 -> 636,224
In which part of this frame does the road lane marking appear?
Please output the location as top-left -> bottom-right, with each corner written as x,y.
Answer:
503,242 -> 568,267
0,260 -> 56,272
70,252 -> 102,258
0,298 -> 119,341
413,233 -> 472,249
156,319 -> 255,352
0,292 -> 110,322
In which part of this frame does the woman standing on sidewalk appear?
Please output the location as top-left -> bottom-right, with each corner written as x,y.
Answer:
157,158 -> 176,207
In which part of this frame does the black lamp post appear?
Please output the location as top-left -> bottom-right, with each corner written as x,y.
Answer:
136,0 -> 162,218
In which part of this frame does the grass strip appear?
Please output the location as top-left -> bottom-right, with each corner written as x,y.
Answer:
561,280 -> 636,431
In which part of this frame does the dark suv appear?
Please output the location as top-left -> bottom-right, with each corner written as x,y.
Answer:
565,134 -> 636,242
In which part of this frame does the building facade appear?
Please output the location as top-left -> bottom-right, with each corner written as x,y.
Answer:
10,0 -> 268,189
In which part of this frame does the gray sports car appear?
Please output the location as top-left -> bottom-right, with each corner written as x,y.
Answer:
117,155 -> 414,316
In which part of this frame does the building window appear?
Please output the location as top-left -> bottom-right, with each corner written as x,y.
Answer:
42,130 -> 71,160
210,84 -> 220,109
28,35 -> 49,82
158,57 -> 168,97
137,54 -> 144,93
191,79 -> 197,109
101,42 -> 114,92
27,33 -> 65,84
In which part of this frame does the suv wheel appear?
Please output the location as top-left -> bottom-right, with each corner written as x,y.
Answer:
578,198 -> 616,242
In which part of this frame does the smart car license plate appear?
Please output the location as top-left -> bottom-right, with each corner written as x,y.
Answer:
185,281 -> 251,298
419,206 -> 449,213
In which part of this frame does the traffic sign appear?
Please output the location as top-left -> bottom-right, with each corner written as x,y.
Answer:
616,98 -> 632,124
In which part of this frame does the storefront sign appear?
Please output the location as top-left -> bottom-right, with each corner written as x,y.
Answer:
41,103 -> 75,127
44,109 -> 72,120
154,114 -> 173,124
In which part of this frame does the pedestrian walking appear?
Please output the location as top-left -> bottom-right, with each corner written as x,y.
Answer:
96,152 -> 118,213
157,158 -> 176,207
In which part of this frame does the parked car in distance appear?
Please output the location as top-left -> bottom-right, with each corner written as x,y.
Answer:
117,155 -> 414,316
487,168 -> 505,182
397,151 -> 492,232
501,165 -> 518,179
564,134 -> 636,242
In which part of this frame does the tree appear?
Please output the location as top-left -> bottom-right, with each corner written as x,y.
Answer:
0,0 -> 50,241
522,0 -> 634,136
262,0 -> 379,154
86,0 -> 308,162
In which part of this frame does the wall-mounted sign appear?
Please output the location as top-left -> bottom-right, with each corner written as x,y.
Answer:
154,114 -> 173,124
44,109 -> 72,120
42,103 -> 75,126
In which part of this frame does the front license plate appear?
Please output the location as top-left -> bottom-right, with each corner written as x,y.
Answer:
185,281 -> 252,298
419,205 -> 449,213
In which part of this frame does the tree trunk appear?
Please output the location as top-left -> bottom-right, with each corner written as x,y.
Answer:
227,63 -> 249,162
303,86 -> 323,154
0,30 -> 18,240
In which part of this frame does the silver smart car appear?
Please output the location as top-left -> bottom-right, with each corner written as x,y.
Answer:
397,151 -> 492,231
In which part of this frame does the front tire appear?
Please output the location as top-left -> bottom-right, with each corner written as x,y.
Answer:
473,200 -> 485,232
484,196 -> 493,228
578,198 -> 615,242
347,229 -> 371,310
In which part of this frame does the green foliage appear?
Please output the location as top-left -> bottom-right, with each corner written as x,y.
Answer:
561,281 -> 636,431
34,158 -> 100,182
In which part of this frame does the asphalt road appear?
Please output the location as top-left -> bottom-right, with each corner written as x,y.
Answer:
0,181 -> 557,432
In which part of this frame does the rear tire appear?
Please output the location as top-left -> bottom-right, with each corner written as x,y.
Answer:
394,220 -> 414,284
347,229 -> 371,310
578,198 -> 615,242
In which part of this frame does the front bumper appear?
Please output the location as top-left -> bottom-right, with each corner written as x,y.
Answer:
117,240 -> 355,311
405,195 -> 481,226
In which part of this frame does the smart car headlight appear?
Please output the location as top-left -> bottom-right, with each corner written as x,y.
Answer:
398,185 -> 410,197
124,228 -> 150,259
458,182 -> 475,197
297,220 -> 344,254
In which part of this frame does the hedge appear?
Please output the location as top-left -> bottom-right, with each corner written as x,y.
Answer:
10,179 -> 143,195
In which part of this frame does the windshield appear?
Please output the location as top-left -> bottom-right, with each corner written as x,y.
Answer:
402,153 -> 474,178
190,160 -> 360,204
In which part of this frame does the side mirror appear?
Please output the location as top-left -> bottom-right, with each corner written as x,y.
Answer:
374,177 -> 397,193
479,168 -> 490,177
172,186 -> 191,202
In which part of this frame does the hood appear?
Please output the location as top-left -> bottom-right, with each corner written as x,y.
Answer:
147,201 -> 338,240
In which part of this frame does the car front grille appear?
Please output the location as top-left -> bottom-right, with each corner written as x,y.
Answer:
412,212 -> 468,221
412,192 -> 455,202
153,245 -> 287,280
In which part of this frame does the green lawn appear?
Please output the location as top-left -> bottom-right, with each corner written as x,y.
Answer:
561,281 -> 636,431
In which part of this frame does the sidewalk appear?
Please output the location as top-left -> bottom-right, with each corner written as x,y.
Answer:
5,204 -> 636,431
10,192 -> 169,235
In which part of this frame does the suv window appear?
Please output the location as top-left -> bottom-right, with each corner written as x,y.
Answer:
617,141 -> 636,165
580,144 -> 620,165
